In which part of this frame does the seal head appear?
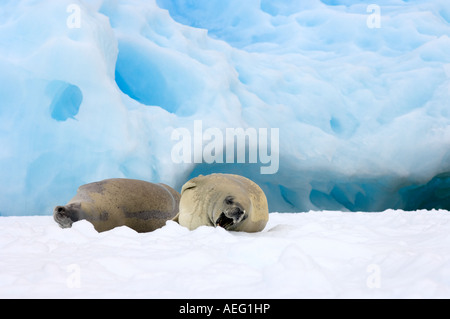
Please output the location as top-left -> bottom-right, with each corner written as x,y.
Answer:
53,203 -> 84,228
174,173 -> 269,232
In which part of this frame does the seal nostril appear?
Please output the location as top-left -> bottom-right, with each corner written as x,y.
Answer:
231,207 -> 244,217
57,207 -> 64,213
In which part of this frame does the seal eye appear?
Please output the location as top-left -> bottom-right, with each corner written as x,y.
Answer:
224,196 -> 234,205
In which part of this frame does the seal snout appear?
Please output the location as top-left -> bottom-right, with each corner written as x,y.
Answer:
53,205 -> 73,228
228,206 -> 245,222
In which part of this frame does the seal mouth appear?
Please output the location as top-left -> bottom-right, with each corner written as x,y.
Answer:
215,207 -> 247,230
216,212 -> 235,229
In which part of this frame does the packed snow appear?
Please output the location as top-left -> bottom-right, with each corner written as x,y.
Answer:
1,210 -> 450,299
1,0 -> 450,216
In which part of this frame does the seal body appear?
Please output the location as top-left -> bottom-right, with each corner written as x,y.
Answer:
53,178 -> 180,233
174,173 -> 269,232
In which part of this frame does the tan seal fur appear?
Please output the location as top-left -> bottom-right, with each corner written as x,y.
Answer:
173,173 -> 269,232
53,178 -> 180,233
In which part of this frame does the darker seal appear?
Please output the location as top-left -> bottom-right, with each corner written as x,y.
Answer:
54,178 -> 180,233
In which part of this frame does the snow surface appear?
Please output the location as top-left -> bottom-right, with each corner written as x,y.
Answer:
1,0 -> 450,216
1,210 -> 450,299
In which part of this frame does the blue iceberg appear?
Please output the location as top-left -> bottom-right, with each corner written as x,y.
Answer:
1,0 -> 449,216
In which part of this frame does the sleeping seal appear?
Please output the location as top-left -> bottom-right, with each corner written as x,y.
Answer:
53,178 -> 180,233
173,173 -> 269,232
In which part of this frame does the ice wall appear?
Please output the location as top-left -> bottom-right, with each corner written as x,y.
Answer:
1,0 -> 449,216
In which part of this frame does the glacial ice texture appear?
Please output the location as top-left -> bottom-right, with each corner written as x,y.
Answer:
1,0 -> 450,215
